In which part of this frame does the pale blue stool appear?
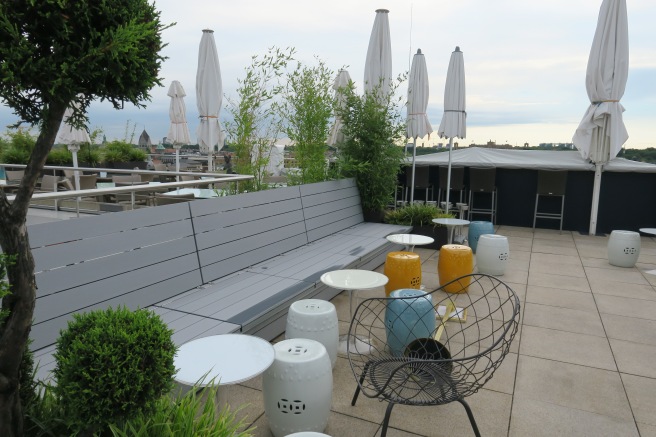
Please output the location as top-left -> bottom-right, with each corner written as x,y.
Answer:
385,289 -> 435,356
468,221 -> 494,253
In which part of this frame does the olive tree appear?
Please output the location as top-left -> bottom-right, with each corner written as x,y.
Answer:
0,2 -> 168,435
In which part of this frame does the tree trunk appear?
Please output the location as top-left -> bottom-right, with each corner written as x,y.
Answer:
0,100 -> 67,436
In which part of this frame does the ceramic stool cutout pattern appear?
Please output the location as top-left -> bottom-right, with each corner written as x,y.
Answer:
263,339 -> 332,437
384,251 -> 422,296
286,299 -> 339,368
608,230 -> 641,268
385,289 -> 436,356
287,433 -> 332,437
438,244 -> 473,293
468,221 -> 494,253
476,234 -> 509,276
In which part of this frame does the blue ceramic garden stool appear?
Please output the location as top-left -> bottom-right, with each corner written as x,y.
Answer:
385,289 -> 436,356
468,221 -> 494,253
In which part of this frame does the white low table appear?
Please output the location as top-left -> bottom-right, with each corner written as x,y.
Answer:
174,334 -> 274,403
433,218 -> 470,244
320,270 -> 388,355
386,233 -> 434,252
639,228 -> 656,275
161,188 -> 225,199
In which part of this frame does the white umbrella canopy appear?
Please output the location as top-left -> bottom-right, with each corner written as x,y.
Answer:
196,29 -> 225,171
406,49 -> 432,204
167,80 -> 191,175
364,9 -> 392,103
56,99 -> 91,192
438,47 -> 466,214
572,0 -> 628,235
327,69 -> 352,147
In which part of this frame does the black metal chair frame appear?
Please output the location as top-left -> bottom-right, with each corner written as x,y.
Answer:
533,170 -> 568,231
437,166 -> 465,207
347,273 -> 520,437
468,167 -> 498,224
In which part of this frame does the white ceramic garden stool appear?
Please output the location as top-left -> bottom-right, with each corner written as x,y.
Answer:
263,339 -> 333,437
286,299 -> 339,369
608,230 -> 641,268
476,234 -> 509,276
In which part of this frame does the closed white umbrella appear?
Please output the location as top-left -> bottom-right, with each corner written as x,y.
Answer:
57,99 -> 91,192
407,49 -> 432,204
438,47 -> 467,214
327,69 -> 352,147
196,29 -> 225,172
167,80 -> 191,176
573,0 -> 628,235
364,9 -> 392,103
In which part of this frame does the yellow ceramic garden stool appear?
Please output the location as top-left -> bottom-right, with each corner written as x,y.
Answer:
438,244 -> 473,293
384,251 -> 422,296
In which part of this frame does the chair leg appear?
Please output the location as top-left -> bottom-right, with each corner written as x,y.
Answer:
351,362 -> 370,406
457,398 -> 481,437
380,402 -> 396,437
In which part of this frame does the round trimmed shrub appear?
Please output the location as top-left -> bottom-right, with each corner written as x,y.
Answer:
53,306 -> 177,433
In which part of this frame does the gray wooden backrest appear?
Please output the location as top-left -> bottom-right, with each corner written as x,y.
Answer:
300,178 -> 364,242
190,185 -> 308,283
29,202 -> 202,350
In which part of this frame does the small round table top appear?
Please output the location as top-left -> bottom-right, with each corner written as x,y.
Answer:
386,233 -> 435,246
432,218 -> 471,226
320,269 -> 388,290
639,228 -> 656,236
174,334 -> 274,387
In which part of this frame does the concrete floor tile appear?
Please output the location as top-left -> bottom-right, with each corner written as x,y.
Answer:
529,260 -> 586,278
584,266 -> 650,285
519,325 -> 616,370
621,373 -> 656,426
576,245 -> 608,259
509,396 -> 639,437
595,294 -> 656,320
637,422 -> 656,437
610,339 -> 656,378
526,285 -> 598,312
495,267 -> 528,285
528,271 -> 591,293
601,313 -> 656,346
530,252 -> 582,266
581,256 -> 633,269
589,280 -> 656,300
532,237 -> 576,248
523,302 -> 605,337
514,355 -> 632,420
531,243 -> 579,257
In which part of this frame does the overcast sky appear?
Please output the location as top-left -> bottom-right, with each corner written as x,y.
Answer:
1,0 -> 655,149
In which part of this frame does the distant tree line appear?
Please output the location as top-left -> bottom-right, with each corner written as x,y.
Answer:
618,147 -> 656,164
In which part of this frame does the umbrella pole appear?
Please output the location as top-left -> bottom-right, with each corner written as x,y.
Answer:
71,146 -> 80,218
589,163 -> 602,235
410,138 -> 417,204
175,146 -> 181,182
445,137 -> 453,214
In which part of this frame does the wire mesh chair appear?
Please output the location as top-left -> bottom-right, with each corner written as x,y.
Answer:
347,273 -> 520,437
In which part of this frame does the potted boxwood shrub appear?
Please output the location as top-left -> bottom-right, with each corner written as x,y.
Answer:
384,203 -> 454,249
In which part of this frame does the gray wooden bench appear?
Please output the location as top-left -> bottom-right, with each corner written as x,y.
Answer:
28,178 -> 410,379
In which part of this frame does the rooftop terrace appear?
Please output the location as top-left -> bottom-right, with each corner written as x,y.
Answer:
25,208 -> 656,436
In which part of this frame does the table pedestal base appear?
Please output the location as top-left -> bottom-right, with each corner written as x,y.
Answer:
338,335 -> 374,356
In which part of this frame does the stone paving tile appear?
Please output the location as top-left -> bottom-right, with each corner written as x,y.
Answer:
529,260 -> 587,278
509,395 -> 640,437
522,302 -> 605,337
584,266 -> 650,285
529,251 -> 582,266
525,285 -> 598,313
621,373 -> 656,427
514,355 -> 632,420
528,271 -> 591,293
519,325 -> 616,371
610,339 -> 656,379
595,294 -> 656,320
601,313 -> 656,346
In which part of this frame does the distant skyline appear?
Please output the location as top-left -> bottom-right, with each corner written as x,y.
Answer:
1,0 -> 655,149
